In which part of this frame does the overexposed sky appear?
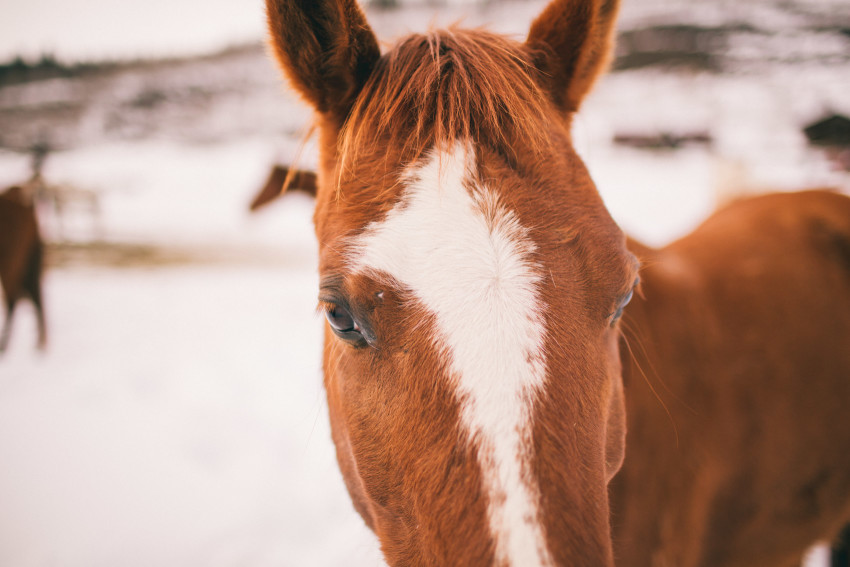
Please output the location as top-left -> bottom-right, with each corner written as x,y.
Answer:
0,0 -> 267,62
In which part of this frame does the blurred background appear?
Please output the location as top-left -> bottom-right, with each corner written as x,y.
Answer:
0,0 -> 849,565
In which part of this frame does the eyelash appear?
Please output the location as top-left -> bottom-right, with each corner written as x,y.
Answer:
610,289 -> 633,324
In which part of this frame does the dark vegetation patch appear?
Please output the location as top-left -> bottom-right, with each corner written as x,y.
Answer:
613,23 -> 850,72
0,43 -> 264,88
613,131 -> 713,151
44,240 -> 296,269
613,25 -> 731,72
804,114 -> 850,147
45,241 -> 200,268
0,54 -> 118,87
0,43 -> 274,151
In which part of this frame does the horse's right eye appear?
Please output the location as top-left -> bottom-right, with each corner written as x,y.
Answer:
326,304 -> 357,333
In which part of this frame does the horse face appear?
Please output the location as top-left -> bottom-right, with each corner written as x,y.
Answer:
267,1 -> 636,564
315,141 -> 637,566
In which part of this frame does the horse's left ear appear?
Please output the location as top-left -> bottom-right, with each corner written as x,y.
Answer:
249,165 -> 318,211
265,0 -> 380,125
526,0 -> 620,113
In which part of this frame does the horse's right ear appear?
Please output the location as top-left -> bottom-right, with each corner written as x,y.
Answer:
266,0 -> 380,125
526,0 -> 620,114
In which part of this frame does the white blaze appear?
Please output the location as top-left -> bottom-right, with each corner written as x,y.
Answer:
349,143 -> 552,566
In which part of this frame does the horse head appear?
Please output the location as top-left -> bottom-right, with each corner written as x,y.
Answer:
266,1 -> 638,564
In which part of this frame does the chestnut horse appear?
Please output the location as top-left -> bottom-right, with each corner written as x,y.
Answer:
265,0 -> 850,565
0,185 -> 46,352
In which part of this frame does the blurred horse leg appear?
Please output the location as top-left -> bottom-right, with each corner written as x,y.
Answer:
25,242 -> 46,350
1,183 -> 46,352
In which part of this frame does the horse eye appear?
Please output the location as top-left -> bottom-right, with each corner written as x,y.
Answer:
326,304 -> 358,334
611,288 -> 634,325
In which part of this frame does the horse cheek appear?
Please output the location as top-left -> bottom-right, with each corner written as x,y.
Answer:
604,369 -> 627,483
324,331 -> 377,529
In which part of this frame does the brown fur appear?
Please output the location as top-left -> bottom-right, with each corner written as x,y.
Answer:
248,165 -> 317,211
321,280 -> 496,564
265,0 -> 380,123
339,29 -> 552,178
264,0 -> 850,565
527,0 -> 619,112
0,185 -> 46,352
612,190 -> 850,567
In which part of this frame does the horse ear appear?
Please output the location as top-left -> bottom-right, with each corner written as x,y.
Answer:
526,0 -> 620,113
249,165 -> 319,212
265,0 -> 381,124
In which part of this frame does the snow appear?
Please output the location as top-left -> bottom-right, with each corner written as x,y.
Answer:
0,0 -> 536,63
0,136 -> 390,565
0,266 -> 385,567
1,0 -> 849,565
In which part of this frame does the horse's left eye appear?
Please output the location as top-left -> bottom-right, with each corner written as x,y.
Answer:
611,288 -> 635,325
326,304 -> 357,333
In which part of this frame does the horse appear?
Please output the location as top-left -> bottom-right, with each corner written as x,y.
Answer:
264,0 -> 850,565
248,165 -> 317,212
613,190 -> 850,567
0,184 -> 46,352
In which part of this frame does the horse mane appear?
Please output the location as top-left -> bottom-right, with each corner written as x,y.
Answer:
339,28 -> 552,177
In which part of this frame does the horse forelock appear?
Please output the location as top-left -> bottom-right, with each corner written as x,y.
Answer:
337,28 -> 553,188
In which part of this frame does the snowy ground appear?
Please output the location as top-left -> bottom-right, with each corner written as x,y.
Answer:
2,0 -> 850,566
0,142 -> 392,566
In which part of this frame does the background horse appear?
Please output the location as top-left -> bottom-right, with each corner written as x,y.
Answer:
0,184 -> 46,352
265,0 -> 850,565
248,165 -> 317,212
